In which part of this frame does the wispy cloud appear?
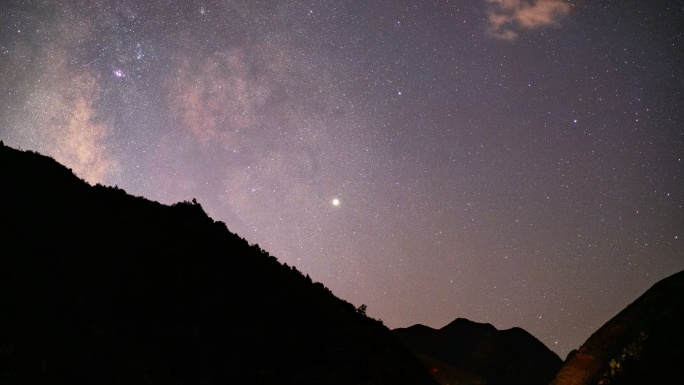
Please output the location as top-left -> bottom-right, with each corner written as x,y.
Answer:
486,0 -> 571,41
10,12 -> 117,185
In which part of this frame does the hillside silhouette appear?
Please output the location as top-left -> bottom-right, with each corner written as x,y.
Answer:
0,143 -> 437,384
393,318 -> 562,385
551,269 -> 684,385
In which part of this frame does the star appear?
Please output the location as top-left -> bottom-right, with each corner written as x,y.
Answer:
2,0 -> 681,361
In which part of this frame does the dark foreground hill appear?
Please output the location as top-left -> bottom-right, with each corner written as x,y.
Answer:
393,318 -> 562,385
0,143 -> 437,385
551,270 -> 684,385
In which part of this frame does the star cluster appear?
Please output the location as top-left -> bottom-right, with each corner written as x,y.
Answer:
1,0 -> 683,356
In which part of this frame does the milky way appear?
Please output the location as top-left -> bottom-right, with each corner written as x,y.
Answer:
2,0 -> 683,356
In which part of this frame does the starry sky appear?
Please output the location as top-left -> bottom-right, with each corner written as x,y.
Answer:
1,0 -> 683,357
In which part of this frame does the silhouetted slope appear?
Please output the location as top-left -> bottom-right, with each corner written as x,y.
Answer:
0,143 -> 438,385
394,318 -> 562,385
551,270 -> 684,385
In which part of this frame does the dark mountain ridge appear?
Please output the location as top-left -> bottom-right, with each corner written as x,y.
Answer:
551,269 -> 684,385
0,143 -> 437,384
394,318 -> 562,385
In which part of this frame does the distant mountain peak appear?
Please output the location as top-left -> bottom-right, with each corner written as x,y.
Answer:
394,317 -> 562,385
442,317 -> 498,332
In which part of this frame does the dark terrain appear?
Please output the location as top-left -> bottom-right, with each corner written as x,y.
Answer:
551,269 -> 684,385
394,318 -> 562,385
0,143 -> 437,384
5,143 -> 679,385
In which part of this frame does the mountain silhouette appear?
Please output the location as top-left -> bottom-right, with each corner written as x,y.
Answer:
393,318 -> 562,385
551,269 -> 684,385
0,143 -> 437,384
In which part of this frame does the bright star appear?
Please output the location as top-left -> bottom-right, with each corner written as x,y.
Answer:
332,198 -> 340,206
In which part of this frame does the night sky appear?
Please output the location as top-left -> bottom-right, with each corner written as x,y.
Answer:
2,0 -> 683,357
